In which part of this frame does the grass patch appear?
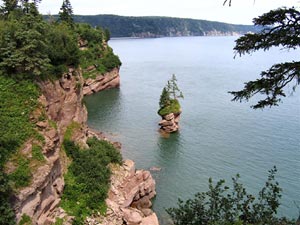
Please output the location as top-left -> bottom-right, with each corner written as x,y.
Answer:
31,144 -> 45,162
0,75 -> 40,165
64,122 -> 81,141
9,157 -> 31,189
61,137 -> 122,224
19,214 -> 32,225
48,119 -> 58,129
158,99 -> 181,116
0,74 -> 40,224
54,218 -> 64,225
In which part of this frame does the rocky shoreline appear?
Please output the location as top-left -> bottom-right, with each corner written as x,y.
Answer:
11,67 -> 158,224
87,160 -> 158,225
83,67 -> 120,96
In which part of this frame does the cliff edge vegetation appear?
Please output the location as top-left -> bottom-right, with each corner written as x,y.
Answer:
0,1 -> 122,224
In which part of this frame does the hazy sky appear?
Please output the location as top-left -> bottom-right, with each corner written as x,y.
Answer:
3,0 -> 300,24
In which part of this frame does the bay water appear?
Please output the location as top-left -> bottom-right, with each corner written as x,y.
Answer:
84,36 -> 300,223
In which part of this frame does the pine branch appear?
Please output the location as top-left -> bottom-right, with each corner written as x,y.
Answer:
229,61 -> 300,109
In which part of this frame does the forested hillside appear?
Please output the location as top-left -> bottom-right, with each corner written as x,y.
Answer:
72,15 -> 259,37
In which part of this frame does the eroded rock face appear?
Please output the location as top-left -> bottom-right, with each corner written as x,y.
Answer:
12,68 -> 89,224
159,112 -> 181,133
86,160 -> 159,225
83,68 -> 120,96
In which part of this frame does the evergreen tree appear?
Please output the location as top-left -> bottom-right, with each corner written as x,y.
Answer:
229,7 -> 300,109
0,0 -> 18,17
159,87 -> 171,108
167,74 -> 184,100
59,0 -> 74,26
0,3 -> 50,77
158,74 -> 183,115
104,28 -> 111,42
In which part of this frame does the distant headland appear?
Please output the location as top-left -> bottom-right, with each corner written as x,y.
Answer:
45,14 -> 259,38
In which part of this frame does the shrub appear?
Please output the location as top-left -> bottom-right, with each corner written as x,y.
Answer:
166,167 -> 295,225
100,49 -> 121,71
158,99 -> 181,116
61,137 -> 122,223
9,158 -> 31,188
19,214 -> 32,225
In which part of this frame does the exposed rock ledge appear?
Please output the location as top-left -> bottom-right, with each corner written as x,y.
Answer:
86,160 -> 158,225
83,68 -> 120,96
159,112 -> 181,133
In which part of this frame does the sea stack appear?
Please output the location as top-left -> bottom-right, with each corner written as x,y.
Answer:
158,74 -> 183,133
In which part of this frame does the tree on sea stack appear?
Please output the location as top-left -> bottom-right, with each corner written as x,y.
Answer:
158,74 -> 184,133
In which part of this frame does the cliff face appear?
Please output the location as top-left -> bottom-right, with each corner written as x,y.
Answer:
12,67 -> 157,224
12,67 -> 88,224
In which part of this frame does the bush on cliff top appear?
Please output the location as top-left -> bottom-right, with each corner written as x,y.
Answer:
61,137 -> 122,224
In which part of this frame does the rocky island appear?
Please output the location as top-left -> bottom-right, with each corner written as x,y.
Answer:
158,75 -> 183,133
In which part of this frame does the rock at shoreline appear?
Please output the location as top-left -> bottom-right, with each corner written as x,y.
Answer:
87,159 -> 159,225
83,68 -> 120,96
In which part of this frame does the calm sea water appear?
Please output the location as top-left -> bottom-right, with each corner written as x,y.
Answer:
84,36 -> 300,224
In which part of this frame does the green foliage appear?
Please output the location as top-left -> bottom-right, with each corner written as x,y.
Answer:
46,23 -> 80,70
167,167 -> 295,225
167,74 -> 184,100
59,0 -> 74,26
0,0 -> 18,17
75,23 -> 121,78
0,172 -> 15,225
104,28 -> 110,42
229,7 -> 300,109
64,121 -> 81,141
0,75 -> 39,166
19,214 -> 32,225
159,87 -> 171,109
75,23 -> 103,45
0,73 -> 39,224
9,157 -> 31,188
61,138 -> 122,224
158,74 -> 183,116
54,218 -> 64,225
31,144 -> 44,161
100,48 -> 122,71
158,99 -> 181,116
0,7 -> 51,77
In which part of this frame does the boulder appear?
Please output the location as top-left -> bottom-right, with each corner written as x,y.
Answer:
141,213 -> 159,225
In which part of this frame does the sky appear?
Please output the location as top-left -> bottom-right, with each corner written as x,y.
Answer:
2,0 -> 300,25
